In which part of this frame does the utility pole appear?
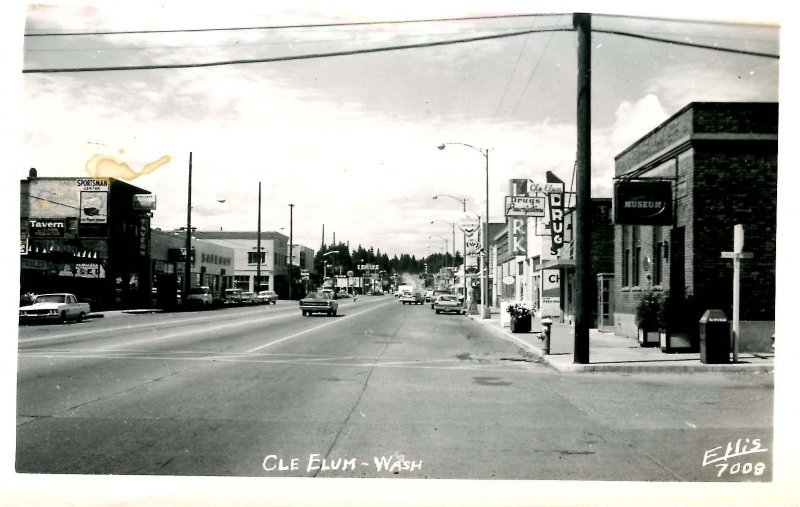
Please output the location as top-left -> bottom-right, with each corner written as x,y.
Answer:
574,12 -> 592,364
289,203 -> 294,301
184,152 -> 193,297
257,182 -> 261,294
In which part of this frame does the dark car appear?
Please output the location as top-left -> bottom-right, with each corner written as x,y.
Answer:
299,292 -> 339,316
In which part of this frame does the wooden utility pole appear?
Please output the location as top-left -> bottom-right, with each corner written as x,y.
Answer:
257,182 -> 262,293
184,152 -> 193,297
574,12 -> 592,364
289,203 -> 294,301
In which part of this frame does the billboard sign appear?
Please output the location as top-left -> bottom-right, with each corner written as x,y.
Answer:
613,180 -> 673,225
132,194 -> 157,211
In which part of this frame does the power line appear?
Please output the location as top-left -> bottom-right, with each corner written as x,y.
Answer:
594,12 -> 780,29
24,12 -> 566,37
593,28 -> 779,59
23,27 -> 573,73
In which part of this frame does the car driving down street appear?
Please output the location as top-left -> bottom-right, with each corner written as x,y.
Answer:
299,291 -> 339,316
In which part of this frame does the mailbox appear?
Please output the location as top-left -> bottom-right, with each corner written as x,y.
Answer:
699,309 -> 730,364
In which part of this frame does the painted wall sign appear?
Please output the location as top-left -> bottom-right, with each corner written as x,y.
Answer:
613,180 -> 673,225
29,218 -> 66,237
79,191 -> 108,224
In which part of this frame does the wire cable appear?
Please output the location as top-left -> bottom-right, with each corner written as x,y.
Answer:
593,28 -> 779,59
23,27 -> 572,73
24,12 -> 567,37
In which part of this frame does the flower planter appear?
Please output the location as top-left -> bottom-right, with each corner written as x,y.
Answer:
638,327 -> 660,347
510,314 -> 532,333
660,329 -> 697,353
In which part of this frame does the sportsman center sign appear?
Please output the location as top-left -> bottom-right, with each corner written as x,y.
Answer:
613,180 -> 673,225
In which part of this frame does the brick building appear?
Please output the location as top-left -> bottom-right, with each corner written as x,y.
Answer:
20,169 -> 154,310
613,102 -> 777,351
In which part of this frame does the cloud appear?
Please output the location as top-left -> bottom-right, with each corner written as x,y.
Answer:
610,94 -> 670,153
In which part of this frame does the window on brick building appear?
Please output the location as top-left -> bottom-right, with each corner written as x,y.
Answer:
653,227 -> 663,286
622,226 -> 629,287
248,251 -> 266,264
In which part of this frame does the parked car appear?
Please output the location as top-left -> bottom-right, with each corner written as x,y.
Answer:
430,289 -> 453,309
241,291 -> 256,304
400,291 -> 424,305
433,294 -> 463,315
258,290 -> 278,305
224,288 -> 243,305
299,292 -> 339,316
184,286 -> 213,307
19,293 -> 90,324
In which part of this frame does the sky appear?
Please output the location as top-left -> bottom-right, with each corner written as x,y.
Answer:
11,1 -> 783,260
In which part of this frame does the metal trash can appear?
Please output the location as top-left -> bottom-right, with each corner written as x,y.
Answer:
699,309 -> 730,364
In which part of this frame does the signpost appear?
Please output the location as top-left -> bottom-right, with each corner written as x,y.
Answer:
721,224 -> 752,363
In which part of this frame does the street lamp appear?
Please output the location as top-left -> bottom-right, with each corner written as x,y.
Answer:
322,251 -> 337,290
438,143 -> 491,319
430,219 -> 456,271
432,194 -> 469,307
428,234 -> 448,288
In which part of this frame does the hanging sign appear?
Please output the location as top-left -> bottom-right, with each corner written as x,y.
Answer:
546,171 -> 565,255
505,196 -> 545,217
458,211 -> 481,235
613,180 -> 673,225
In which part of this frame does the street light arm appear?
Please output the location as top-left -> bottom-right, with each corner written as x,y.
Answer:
432,193 -> 468,212
438,142 -> 488,159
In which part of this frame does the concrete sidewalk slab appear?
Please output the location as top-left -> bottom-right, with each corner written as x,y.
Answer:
469,310 -> 774,374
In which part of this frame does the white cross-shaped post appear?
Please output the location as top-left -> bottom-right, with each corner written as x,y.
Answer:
721,224 -> 753,363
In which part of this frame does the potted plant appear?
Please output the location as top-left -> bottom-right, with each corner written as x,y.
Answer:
657,289 -> 700,353
506,301 -> 533,333
635,288 -> 662,347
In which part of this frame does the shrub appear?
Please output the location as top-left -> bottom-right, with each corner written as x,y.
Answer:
634,288 -> 662,330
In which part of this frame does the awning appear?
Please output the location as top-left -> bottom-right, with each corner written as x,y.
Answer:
541,258 -> 575,270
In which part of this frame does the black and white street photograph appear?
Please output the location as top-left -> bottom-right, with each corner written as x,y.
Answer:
5,1 -> 796,506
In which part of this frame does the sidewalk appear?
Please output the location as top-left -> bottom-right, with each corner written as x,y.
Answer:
469,309 -> 774,373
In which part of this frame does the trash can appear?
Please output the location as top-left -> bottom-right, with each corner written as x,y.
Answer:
699,309 -> 730,364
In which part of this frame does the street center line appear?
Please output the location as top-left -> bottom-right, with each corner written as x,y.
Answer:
246,301 -> 394,353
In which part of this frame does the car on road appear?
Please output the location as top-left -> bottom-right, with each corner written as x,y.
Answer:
433,294 -> 463,315
400,291 -> 424,305
424,290 -> 434,302
19,293 -> 90,323
224,288 -> 243,305
299,291 -> 339,316
241,291 -> 256,304
257,290 -> 278,305
184,286 -> 214,307
429,289 -> 453,308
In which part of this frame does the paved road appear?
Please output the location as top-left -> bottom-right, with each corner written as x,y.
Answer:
16,296 -> 773,480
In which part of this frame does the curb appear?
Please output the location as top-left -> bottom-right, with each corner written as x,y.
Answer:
468,315 -> 775,374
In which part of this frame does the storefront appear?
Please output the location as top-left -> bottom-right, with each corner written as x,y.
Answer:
20,170 -> 153,310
